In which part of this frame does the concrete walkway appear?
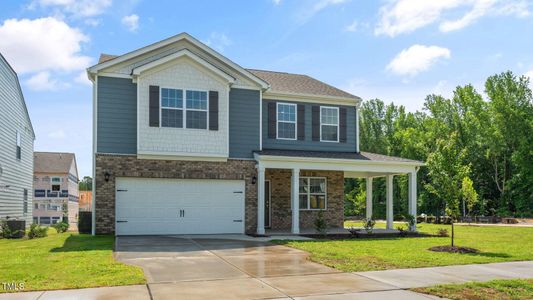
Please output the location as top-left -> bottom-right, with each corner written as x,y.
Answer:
1,235 -> 531,300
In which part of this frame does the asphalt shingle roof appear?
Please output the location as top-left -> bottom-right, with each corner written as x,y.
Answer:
255,149 -> 423,164
34,152 -> 76,174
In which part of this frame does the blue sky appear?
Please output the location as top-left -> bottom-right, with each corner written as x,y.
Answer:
1,0 -> 532,177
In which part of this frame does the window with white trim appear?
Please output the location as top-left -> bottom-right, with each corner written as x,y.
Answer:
299,177 -> 327,210
51,177 -> 61,192
277,103 -> 296,140
320,106 -> 339,142
185,90 -> 208,129
23,189 -> 28,214
161,88 -> 184,128
16,130 -> 21,159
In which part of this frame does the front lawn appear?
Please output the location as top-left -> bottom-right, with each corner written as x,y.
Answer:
0,231 -> 145,293
275,223 -> 533,272
414,278 -> 533,300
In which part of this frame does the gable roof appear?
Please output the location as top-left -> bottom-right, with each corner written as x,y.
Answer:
0,53 -> 36,139
88,32 -> 269,89
247,69 -> 359,101
34,152 -> 76,174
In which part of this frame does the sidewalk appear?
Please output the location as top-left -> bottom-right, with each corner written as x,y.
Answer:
1,261 -> 531,300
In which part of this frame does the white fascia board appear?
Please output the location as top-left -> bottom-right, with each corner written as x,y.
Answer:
132,49 -> 235,83
87,32 -> 269,89
263,91 -> 362,106
255,153 -> 424,174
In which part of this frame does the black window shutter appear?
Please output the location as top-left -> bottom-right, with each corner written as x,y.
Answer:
268,102 -> 276,139
149,85 -> 160,127
297,104 -> 305,140
339,107 -> 347,143
209,91 -> 219,130
312,106 -> 320,141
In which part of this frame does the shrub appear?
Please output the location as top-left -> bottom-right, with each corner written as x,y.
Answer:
426,215 -> 436,223
1,220 -> 25,239
314,211 -> 328,236
52,221 -> 69,233
348,227 -> 360,237
362,218 -> 376,234
396,225 -> 407,237
436,228 -> 449,237
78,211 -> 92,234
28,224 -> 48,239
405,214 -> 417,231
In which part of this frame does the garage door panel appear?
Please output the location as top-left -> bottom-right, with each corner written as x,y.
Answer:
115,178 -> 245,235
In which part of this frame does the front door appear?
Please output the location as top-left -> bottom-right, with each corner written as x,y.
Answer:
265,180 -> 271,228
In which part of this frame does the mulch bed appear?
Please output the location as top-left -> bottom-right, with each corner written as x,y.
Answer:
428,245 -> 479,253
302,232 -> 435,240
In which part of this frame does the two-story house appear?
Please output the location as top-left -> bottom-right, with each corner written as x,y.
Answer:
87,33 -> 423,236
0,53 -> 35,226
33,152 -> 79,228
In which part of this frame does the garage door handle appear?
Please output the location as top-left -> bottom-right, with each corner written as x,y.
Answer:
233,191 -> 243,194
117,189 -> 128,192
233,219 -> 243,222
117,220 -> 128,223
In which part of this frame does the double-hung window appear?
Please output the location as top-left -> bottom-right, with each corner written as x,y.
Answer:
320,106 -> 339,142
299,177 -> 327,210
23,189 -> 28,214
160,88 -> 208,129
51,177 -> 61,192
277,103 -> 296,140
161,88 -> 184,128
185,90 -> 208,129
16,130 -> 21,159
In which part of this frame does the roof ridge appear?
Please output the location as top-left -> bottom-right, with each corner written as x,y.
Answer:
245,68 -> 307,76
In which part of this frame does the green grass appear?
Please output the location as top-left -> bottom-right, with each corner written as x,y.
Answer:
414,278 -> 533,300
274,222 -> 533,272
0,230 -> 145,293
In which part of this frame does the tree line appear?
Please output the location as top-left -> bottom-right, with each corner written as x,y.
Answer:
345,71 -> 533,219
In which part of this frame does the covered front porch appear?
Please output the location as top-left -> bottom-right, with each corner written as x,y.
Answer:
254,150 -> 424,235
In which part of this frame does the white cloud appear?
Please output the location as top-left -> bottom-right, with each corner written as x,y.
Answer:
48,129 -> 66,139
30,0 -> 112,18
25,71 -> 69,91
272,0 -> 282,5
0,17 -> 91,74
298,0 -> 349,24
121,14 -> 139,32
345,20 -> 358,32
84,18 -> 101,27
74,71 -> 92,86
375,0 -> 531,37
204,32 -> 232,52
386,44 -> 451,77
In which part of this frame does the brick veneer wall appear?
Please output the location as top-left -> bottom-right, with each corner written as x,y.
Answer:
266,169 -> 344,230
95,154 -> 257,234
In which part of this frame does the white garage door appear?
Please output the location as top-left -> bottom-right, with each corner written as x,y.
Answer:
115,178 -> 245,235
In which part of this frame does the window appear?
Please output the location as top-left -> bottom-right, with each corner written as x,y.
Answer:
299,177 -> 327,210
320,107 -> 339,142
40,217 -> 51,225
160,88 -> 208,129
277,103 -> 296,140
23,189 -> 28,214
34,203 -> 39,209
51,217 -> 61,224
33,217 -> 38,224
16,130 -> 21,159
47,204 -> 61,211
51,177 -> 61,192
161,88 -> 184,128
185,90 -> 208,129
39,204 -> 46,210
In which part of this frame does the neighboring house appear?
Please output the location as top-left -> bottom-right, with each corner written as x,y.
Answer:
87,33 -> 424,236
33,152 -> 79,228
0,53 -> 35,225
78,191 -> 92,212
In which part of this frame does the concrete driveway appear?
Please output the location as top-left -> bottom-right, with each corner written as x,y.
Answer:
114,235 -> 411,299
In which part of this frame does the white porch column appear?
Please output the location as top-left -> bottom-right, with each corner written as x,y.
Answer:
291,168 -> 300,234
386,174 -> 394,230
365,177 -> 373,219
408,171 -> 417,231
257,166 -> 265,235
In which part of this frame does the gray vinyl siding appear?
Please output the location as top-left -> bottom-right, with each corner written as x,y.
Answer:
262,99 -> 357,152
0,55 -> 34,225
229,88 -> 260,158
97,76 -> 137,154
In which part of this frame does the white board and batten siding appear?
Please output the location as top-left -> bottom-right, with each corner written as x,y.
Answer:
115,178 -> 245,235
0,55 -> 34,225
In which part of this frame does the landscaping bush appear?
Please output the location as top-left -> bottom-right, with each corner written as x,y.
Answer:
437,228 -> 449,237
396,225 -> 408,237
314,211 -> 327,236
426,215 -> 436,223
405,214 -> 417,231
362,218 -> 376,234
78,211 -> 92,234
1,220 -> 25,239
52,221 -> 69,233
28,224 -> 48,239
